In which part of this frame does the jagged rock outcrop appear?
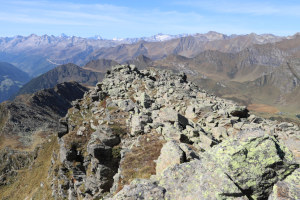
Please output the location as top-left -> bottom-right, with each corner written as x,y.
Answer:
50,64 -> 300,200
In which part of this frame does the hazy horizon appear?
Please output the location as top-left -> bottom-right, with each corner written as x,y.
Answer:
1,31 -> 300,40
0,0 -> 300,39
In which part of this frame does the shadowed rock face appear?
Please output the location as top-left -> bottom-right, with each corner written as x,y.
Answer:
1,82 -> 88,138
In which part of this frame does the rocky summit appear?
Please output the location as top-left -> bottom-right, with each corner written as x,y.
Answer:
43,64 -> 299,200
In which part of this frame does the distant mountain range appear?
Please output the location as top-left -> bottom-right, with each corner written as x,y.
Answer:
88,32 -> 285,63
0,32 -> 286,76
152,35 -> 300,115
1,31 -> 300,121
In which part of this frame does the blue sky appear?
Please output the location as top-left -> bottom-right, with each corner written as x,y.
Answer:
0,0 -> 299,38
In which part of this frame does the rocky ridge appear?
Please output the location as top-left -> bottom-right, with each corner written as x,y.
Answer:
51,65 -> 300,200
0,82 -> 88,192
0,82 -> 88,143
14,63 -> 104,97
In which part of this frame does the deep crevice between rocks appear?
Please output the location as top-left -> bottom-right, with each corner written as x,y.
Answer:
224,172 -> 254,200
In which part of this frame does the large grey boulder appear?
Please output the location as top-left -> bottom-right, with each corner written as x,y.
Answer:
158,160 -> 247,200
156,140 -> 185,175
159,107 -> 189,128
210,129 -> 298,199
130,113 -> 152,136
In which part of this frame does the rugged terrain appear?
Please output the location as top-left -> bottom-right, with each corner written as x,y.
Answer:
12,34 -> 300,124
152,36 -> 300,122
0,82 -> 87,191
0,34 -> 128,76
0,30 -> 300,198
2,32 -> 299,117
5,64 -> 295,200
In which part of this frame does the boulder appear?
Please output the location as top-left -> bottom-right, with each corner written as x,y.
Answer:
229,106 -> 249,118
139,92 -> 152,109
211,129 -> 298,199
156,141 -> 185,175
179,143 -> 199,161
211,126 -> 228,140
268,168 -> 300,200
185,105 -> 197,119
161,123 -> 182,141
159,107 -> 189,128
90,127 -> 120,147
158,160 -> 247,200
159,107 -> 178,122
118,99 -> 135,112
130,113 -> 152,136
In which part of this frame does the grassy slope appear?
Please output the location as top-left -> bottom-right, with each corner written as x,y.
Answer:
0,135 -> 58,200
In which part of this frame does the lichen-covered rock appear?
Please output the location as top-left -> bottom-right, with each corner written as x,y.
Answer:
158,160 -> 247,200
268,168 -> 300,200
210,129 -> 299,199
114,131 -> 298,200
